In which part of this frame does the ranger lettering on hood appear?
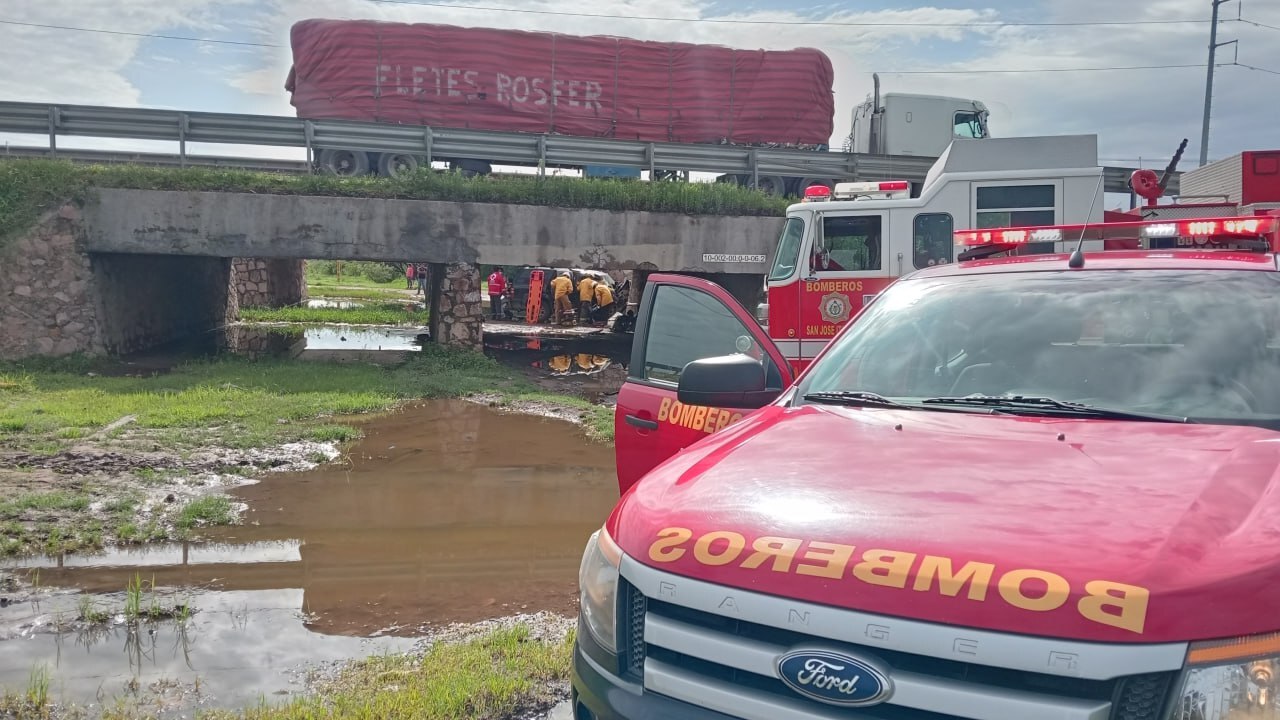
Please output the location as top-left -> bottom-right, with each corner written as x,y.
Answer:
648,528 -> 1150,634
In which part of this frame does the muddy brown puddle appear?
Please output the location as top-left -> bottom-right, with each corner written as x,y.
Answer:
0,400 -> 617,710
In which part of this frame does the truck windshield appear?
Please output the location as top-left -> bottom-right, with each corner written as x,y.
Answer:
768,217 -> 806,282
799,269 -> 1280,429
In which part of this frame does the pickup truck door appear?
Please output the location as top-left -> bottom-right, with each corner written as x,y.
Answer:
615,273 -> 793,495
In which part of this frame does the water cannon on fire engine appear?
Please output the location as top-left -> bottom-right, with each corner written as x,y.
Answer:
1130,138 -> 1188,208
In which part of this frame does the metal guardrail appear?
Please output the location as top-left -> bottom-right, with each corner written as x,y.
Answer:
0,145 -> 312,173
0,100 -> 1176,194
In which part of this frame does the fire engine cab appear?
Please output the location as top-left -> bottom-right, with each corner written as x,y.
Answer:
765,133 -> 1111,373
586,195 -> 1280,719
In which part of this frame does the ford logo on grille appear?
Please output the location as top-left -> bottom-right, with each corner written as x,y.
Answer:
776,649 -> 893,707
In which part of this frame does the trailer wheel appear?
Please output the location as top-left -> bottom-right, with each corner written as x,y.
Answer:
318,149 -> 370,176
756,175 -> 787,196
653,169 -> 690,182
377,152 -> 419,177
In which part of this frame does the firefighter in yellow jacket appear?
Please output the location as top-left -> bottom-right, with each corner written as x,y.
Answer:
591,281 -> 616,325
550,271 -> 574,325
577,275 -> 598,325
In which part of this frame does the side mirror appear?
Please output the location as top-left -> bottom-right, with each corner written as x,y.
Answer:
677,354 -> 780,409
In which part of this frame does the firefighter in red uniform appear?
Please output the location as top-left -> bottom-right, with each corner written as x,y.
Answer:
487,267 -> 507,320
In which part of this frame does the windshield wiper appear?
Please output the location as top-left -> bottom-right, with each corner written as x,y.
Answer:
803,391 -> 916,409
920,395 -> 1190,423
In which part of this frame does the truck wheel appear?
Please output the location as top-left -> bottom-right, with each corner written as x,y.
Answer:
377,153 -> 419,177
319,149 -> 370,176
756,175 -> 787,196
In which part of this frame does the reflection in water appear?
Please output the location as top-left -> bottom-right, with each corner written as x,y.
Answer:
224,325 -> 428,361
0,589 -> 413,710
6,401 -> 618,638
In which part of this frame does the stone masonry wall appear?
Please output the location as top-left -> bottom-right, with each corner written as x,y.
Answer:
0,204 -> 104,358
428,262 -> 483,351
0,201 -> 237,360
230,258 -> 306,310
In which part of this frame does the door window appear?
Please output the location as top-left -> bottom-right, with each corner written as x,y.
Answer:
954,112 -> 985,139
640,285 -> 782,388
913,213 -> 954,269
975,184 -> 1056,229
815,215 -> 883,273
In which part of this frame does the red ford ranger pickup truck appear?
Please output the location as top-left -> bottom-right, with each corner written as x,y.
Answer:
572,216 -> 1280,720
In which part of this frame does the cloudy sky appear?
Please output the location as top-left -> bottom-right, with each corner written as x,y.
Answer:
0,0 -> 1277,170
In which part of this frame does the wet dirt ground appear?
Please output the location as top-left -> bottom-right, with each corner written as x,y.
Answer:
0,401 -> 617,710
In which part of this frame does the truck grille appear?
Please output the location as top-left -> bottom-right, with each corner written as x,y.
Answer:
619,579 -> 1175,720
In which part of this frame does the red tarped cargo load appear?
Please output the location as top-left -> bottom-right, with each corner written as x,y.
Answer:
286,19 -> 836,147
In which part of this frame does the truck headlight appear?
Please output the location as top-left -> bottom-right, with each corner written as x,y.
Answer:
1172,635 -> 1280,719
578,527 -> 622,654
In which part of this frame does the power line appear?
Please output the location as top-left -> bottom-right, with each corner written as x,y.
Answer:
363,0 -> 1224,28
881,63 -> 1207,75
1232,61 -> 1280,75
0,19 -> 281,47
1240,18 -> 1280,32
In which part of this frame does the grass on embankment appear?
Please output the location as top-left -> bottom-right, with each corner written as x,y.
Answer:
307,285 -> 417,301
240,303 -> 428,326
0,347 -> 611,556
1,345 -> 612,454
0,157 -> 788,248
4,626 -> 572,720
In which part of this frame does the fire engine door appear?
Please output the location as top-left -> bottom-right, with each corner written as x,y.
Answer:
614,274 -> 793,495
800,212 -> 894,359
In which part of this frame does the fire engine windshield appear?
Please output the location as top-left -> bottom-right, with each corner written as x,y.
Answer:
799,269 -> 1280,429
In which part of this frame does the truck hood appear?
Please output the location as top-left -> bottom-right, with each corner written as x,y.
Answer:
609,405 -> 1280,644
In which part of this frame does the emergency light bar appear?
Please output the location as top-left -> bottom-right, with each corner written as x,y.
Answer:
832,181 -> 911,200
955,215 -> 1280,250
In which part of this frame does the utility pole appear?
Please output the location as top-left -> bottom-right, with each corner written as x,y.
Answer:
1200,0 -> 1237,166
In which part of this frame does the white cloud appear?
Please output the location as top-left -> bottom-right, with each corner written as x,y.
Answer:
0,1 -> 254,106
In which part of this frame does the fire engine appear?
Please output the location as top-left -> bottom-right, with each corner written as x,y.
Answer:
763,133 -> 1112,373
584,182 -> 1280,719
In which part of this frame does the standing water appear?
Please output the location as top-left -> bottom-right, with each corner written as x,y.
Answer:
0,401 -> 617,709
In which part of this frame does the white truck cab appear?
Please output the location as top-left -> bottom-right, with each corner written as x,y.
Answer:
848,75 -> 990,157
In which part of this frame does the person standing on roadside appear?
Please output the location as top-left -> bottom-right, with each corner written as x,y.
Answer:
417,263 -> 429,296
550,270 -> 574,325
577,275 -> 597,325
487,267 -> 507,320
405,262 -> 416,289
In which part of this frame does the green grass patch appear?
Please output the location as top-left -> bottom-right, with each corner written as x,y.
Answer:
306,285 -> 413,301
0,345 -> 611,453
0,491 -> 91,521
216,625 -> 573,720
176,496 -> 235,531
240,303 -> 427,326
0,158 -> 786,248
0,664 -> 51,719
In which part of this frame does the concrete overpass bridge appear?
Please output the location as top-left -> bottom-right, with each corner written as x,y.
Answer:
0,187 -> 781,359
